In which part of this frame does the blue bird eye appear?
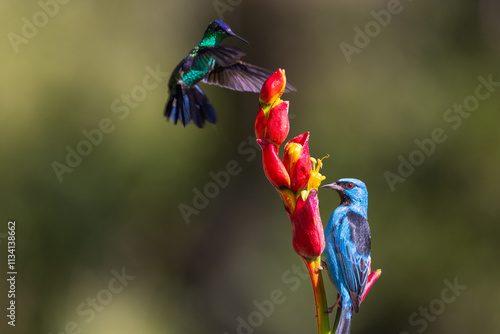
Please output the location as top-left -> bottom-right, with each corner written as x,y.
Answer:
346,183 -> 354,189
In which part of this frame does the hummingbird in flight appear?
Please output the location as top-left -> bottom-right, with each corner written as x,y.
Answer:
164,20 -> 296,128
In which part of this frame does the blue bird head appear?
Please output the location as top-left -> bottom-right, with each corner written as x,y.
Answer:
206,20 -> 248,44
322,178 -> 368,214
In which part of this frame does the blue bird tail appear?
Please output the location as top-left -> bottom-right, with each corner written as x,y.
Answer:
165,84 -> 216,128
335,306 -> 352,334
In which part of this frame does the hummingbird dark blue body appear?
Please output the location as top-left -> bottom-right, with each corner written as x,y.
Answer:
165,20 -> 295,128
322,178 -> 372,334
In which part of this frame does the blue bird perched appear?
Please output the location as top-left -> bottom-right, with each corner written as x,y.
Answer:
165,20 -> 296,128
321,178 -> 372,334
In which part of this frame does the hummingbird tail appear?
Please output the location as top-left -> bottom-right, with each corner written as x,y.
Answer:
164,85 -> 216,128
335,306 -> 352,334
189,85 -> 216,128
165,84 -> 190,127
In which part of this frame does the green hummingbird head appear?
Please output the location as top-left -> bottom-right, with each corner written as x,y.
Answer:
199,20 -> 248,47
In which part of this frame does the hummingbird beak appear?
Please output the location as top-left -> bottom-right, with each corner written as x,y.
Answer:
321,182 -> 343,191
229,31 -> 249,44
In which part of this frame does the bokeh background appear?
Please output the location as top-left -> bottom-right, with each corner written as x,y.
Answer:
1,0 -> 499,333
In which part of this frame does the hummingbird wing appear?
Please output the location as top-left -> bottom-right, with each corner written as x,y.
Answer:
189,46 -> 245,71
202,46 -> 247,67
334,212 -> 371,313
202,61 -> 297,93
196,46 -> 297,93
177,46 -> 246,88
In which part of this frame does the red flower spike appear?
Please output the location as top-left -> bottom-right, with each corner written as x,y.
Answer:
259,69 -> 286,107
289,190 -> 325,259
283,132 -> 312,192
257,139 -> 291,189
255,68 -> 334,334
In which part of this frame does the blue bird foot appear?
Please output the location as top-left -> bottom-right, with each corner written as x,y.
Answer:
327,293 -> 341,313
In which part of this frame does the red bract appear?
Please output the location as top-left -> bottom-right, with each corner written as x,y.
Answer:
266,102 -> 289,146
259,69 -> 286,106
283,133 -> 312,192
289,190 -> 325,259
257,139 -> 290,189
255,102 -> 290,146
255,108 -> 267,141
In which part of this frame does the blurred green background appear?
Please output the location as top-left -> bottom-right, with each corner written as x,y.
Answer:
1,0 -> 499,333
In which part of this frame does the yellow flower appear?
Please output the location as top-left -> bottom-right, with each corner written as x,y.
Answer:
307,155 -> 329,192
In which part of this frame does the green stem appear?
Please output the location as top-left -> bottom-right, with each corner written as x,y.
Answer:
301,256 -> 331,334
332,304 -> 341,333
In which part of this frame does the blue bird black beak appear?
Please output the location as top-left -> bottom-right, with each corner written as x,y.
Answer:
229,31 -> 249,44
321,182 -> 343,191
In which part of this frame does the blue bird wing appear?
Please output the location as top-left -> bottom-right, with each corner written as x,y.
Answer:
334,212 -> 371,313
